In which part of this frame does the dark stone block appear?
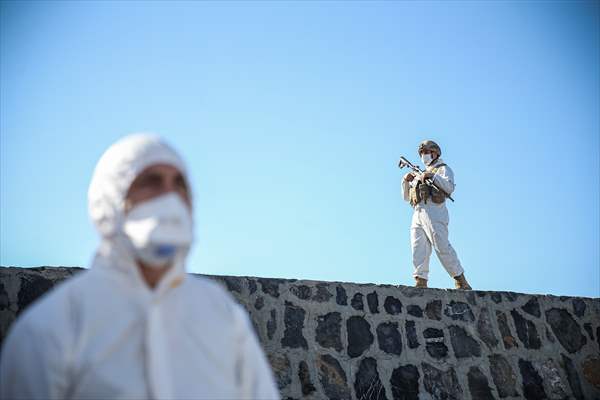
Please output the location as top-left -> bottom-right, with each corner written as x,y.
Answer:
521,297 -> 541,318
390,364 -> 419,400
466,292 -> 477,306
584,323 -> 594,341
545,308 -> 587,353
0,281 -> 8,311
281,302 -> 308,349
376,322 -> 402,355
511,310 -> 541,349
223,276 -> 243,293
347,316 -> 374,358
351,293 -> 364,311
468,366 -> 494,400
290,285 -> 312,300
299,360 -> 316,396
489,354 -> 518,398
336,286 -> 347,305
582,357 -> 600,390
477,308 -> 498,349
425,300 -> 441,320
17,274 -> 54,314
248,279 -> 257,294
597,326 -> 600,350
355,357 -> 388,400
562,355 -> 584,399
449,325 -> 481,358
268,353 -> 292,390
313,283 -> 333,303
491,293 -> 502,304
489,358 -> 519,399
317,354 -> 350,400
572,298 -> 586,317
316,312 -> 343,352
444,301 -> 475,322
518,359 -> 547,400
267,309 -> 277,340
367,291 -> 379,314
405,320 -> 420,349
423,328 -> 448,359
422,362 -> 462,400
254,296 -> 264,310
423,327 -> 444,339
407,305 -> 423,318
496,311 -> 518,349
503,292 -> 519,302
384,296 -> 403,315
260,279 -> 281,298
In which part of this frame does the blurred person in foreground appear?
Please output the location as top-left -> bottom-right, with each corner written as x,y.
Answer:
0,134 -> 280,400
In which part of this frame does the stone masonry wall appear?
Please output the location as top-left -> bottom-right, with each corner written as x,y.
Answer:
1,266 -> 599,400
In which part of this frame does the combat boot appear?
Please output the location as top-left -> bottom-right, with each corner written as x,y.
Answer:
454,274 -> 472,290
415,277 -> 428,288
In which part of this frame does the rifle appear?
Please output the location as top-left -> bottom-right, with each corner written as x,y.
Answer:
398,156 -> 454,202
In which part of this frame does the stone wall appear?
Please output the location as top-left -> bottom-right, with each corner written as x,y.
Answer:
1,266 -> 599,400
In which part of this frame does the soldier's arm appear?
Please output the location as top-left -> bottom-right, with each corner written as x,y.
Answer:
432,165 -> 455,195
402,173 -> 413,202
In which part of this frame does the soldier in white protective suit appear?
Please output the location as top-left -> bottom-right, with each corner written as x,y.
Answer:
401,140 -> 472,290
0,134 -> 280,400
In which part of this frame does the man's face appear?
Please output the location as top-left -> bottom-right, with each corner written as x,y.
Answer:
125,164 -> 191,212
420,149 -> 438,159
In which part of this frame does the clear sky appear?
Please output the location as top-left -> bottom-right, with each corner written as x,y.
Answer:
1,1 -> 598,298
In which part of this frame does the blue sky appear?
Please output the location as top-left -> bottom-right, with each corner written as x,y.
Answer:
1,1 -> 598,297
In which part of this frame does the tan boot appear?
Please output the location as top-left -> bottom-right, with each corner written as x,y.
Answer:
415,277 -> 428,288
454,274 -> 472,290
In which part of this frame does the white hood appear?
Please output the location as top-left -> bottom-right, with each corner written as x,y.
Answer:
87,133 -> 191,292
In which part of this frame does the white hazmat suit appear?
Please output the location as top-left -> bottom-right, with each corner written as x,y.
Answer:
402,158 -> 464,280
0,134 -> 280,400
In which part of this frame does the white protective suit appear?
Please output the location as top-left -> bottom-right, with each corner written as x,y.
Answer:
402,157 -> 464,280
0,134 -> 280,400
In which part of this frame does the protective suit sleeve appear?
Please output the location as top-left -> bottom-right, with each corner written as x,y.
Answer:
432,165 -> 455,195
0,311 -> 70,400
402,173 -> 413,202
233,305 -> 280,400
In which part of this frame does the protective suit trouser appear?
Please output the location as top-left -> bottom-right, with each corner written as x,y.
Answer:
411,205 -> 463,280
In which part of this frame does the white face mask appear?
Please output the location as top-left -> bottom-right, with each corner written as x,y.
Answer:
123,192 -> 193,268
421,153 -> 433,166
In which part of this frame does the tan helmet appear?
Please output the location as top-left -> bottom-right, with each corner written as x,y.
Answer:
418,140 -> 442,156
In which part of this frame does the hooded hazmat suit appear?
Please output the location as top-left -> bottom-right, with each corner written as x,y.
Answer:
0,134 -> 280,400
401,157 -> 464,280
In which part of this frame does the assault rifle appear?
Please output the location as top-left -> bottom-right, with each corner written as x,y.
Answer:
398,156 -> 454,202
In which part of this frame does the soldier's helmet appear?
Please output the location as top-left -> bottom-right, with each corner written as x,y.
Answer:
418,140 -> 442,156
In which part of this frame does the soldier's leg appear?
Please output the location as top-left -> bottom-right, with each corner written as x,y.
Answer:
411,214 -> 432,280
430,221 -> 464,278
